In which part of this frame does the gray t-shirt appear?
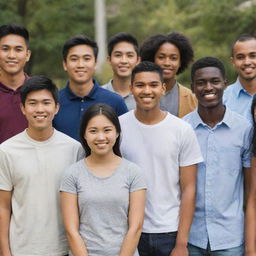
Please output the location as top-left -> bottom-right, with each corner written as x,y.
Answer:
60,158 -> 146,256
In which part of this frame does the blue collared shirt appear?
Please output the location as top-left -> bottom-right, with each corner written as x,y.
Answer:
223,78 -> 253,120
183,108 -> 252,250
53,80 -> 128,141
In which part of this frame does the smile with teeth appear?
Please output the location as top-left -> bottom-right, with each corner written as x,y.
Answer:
34,115 -> 47,120
203,93 -> 216,99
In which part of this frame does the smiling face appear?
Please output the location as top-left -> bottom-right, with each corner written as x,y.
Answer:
231,39 -> 256,82
21,89 -> 59,136
131,71 -> 165,112
154,42 -> 181,81
192,67 -> 226,109
108,41 -> 139,79
63,44 -> 96,86
0,34 -> 31,77
84,114 -> 119,157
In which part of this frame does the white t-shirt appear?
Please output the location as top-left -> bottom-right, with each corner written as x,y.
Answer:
119,111 -> 203,233
0,129 -> 84,256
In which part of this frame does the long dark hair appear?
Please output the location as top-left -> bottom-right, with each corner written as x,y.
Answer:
80,103 -> 122,157
251,94 -> 256,156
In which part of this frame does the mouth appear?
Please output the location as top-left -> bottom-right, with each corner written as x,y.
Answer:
34,115 -> 47,120
118,66 -> 129,71
203,93 -> 216,99
6,61 -> 18,65
242,67 -> 255,73
140,96 -> 154,103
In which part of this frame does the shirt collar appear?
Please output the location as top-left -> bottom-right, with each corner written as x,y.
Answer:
191,107 -> 233,129
234,78 -> 250,98
0,73 -> 29,93
65,79 -> 99,100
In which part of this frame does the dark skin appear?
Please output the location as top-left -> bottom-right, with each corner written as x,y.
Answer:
191,67 -> 227,127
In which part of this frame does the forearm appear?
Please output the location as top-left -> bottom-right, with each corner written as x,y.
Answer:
119,226 -> 142,256
66,231 -> 89,256
0,209 -> 12,256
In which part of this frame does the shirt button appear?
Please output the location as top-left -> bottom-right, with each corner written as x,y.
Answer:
81,108 -> 84,111
81,99 -> 84,102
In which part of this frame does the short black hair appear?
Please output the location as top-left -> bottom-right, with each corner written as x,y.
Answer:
20,76 -> 59,105
62,35 -> 98,61
107,32 -> 139,56
0,24 -> 29,47
231,33 -> 256,56
80,103 -> 122,157
131,61 -> 163,84
140,32 -> 194,75
191,56 -> 226,82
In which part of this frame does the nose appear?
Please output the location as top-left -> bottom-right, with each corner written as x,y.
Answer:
244,56 -> 251,65
120,55 -> 128,63
77,58 -> 85,67
205,81 -> 213,90
163,57 -> 171,66
144,85 -> 151,94
97,131 -> 105,140
35,103 -> 44,112
7,49 -> 15,58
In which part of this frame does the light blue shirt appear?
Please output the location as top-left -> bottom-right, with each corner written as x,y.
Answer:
183,108 -> 252,250
223,78 -> 253,120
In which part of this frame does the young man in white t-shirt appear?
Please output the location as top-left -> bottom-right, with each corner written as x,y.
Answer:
0,76 -> 83,256
119,61 -> 202,256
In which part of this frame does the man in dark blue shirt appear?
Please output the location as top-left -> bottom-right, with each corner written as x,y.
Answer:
53,35 -> 128,141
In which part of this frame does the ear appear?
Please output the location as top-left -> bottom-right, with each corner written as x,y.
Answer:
230,56 -> 235,67
191,83 -> 195,93
162,82 -> 166,95
107,55 -> 111,64
25,49 -> 31,62
55,103 -> 60,115
20,103 -> 26,116
63,60 -> 67,71
136,56 -> 141,65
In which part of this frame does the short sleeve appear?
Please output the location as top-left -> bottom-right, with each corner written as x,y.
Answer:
128,162 -> 147,192
0,149 -> 13,191
60,164 -> 79,194
179,124 -> 203,167
242,123 -> 253,168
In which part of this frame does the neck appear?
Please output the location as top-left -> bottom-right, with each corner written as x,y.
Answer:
26,126 -> 54,142
111,75 -> 131,97
198,104 -> 225,128
69,79 -> 94,97
0,71 -> 25,90
87,151 -> 119,165
164,78 -> 176,92
134,107 -> 167,125
239,77 -> 256,95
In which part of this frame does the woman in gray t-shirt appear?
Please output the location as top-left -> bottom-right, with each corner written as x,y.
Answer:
60,103 -> 146,256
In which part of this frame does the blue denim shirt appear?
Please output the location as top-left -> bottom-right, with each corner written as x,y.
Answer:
183,108 -> 252,250
53,80 -> 128,141
223,78 -> 253,120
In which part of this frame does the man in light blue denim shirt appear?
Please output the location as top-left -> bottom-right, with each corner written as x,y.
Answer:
183,57 -> 252,256
223,34 -> 256,120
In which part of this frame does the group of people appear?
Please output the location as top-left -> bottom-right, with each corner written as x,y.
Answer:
0,23 -> 256,256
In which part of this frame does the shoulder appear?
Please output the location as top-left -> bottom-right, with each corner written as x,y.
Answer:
0,132 -> 26,151
182,110 -> 197,123
227,108 -> 251,129
178,83 -> 193,95
119,110 -> 133,122
224,81 -> 237,95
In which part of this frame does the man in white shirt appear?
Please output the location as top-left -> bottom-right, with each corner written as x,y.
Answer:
0,76 -> 83,256
119,61 -> 202,256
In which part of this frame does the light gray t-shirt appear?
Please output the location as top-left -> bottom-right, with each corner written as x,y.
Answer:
60,158 -> 146,256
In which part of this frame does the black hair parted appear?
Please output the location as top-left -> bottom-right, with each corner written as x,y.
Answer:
131,61 -> 163,84
140,32 -> 194,75
107,32 -> 139,56
20,76 -> 59,105
0,24 -> 29,47
191,56 -> 226,82
62,35 -> 98,61
80,103 -> 122,157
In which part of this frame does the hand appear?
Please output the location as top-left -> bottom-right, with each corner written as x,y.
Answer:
170,245 -> 188,256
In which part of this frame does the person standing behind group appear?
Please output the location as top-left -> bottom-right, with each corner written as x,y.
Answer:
223,34 -> 256,120
53,35 -> 128,141
140,32 -> 197,117
119,61 -> 202,256
102,32 -> 140,110
60,103 -> 146,256
183,57 -> 252,256
0,76 -> 84,256
0,24 -> 31,143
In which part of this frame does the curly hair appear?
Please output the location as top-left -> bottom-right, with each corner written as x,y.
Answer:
140,32 -> 194,75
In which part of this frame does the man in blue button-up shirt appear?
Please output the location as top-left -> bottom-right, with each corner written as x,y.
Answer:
53,35 -> 128,141
223,34 -> 256,120
183,57 -> 252,256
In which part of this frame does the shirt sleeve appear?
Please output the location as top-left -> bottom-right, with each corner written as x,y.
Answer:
128,162 -> 147,192
60,165 -> 78,194
179,124 -> 203,167
0,149 -> 13,191
242,123 -> 253,168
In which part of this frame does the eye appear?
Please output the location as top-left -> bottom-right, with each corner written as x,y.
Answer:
212,79 -> 220,85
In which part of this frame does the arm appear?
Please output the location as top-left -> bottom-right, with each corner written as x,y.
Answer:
60,192 -> 88,256
171,164 -> 197,256
245,158 -> 256,256
0,190 -> 12,256
119,189 -> 146,256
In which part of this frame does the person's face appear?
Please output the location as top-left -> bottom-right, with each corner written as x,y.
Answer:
231,39 -> 256,82
192,67 -> 226,109
131,71 -> 165,112
0,34 -> 31,76
21,89 -> 59,132
154,42 -> 181,81
63,44 -> 97,85
108,42 -> 139,79
84,114 -> 119,156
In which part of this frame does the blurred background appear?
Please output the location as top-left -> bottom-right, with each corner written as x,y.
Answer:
1,0 -> 256,88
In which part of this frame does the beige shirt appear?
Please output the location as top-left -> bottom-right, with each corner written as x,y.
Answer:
0,130 -> 84,256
